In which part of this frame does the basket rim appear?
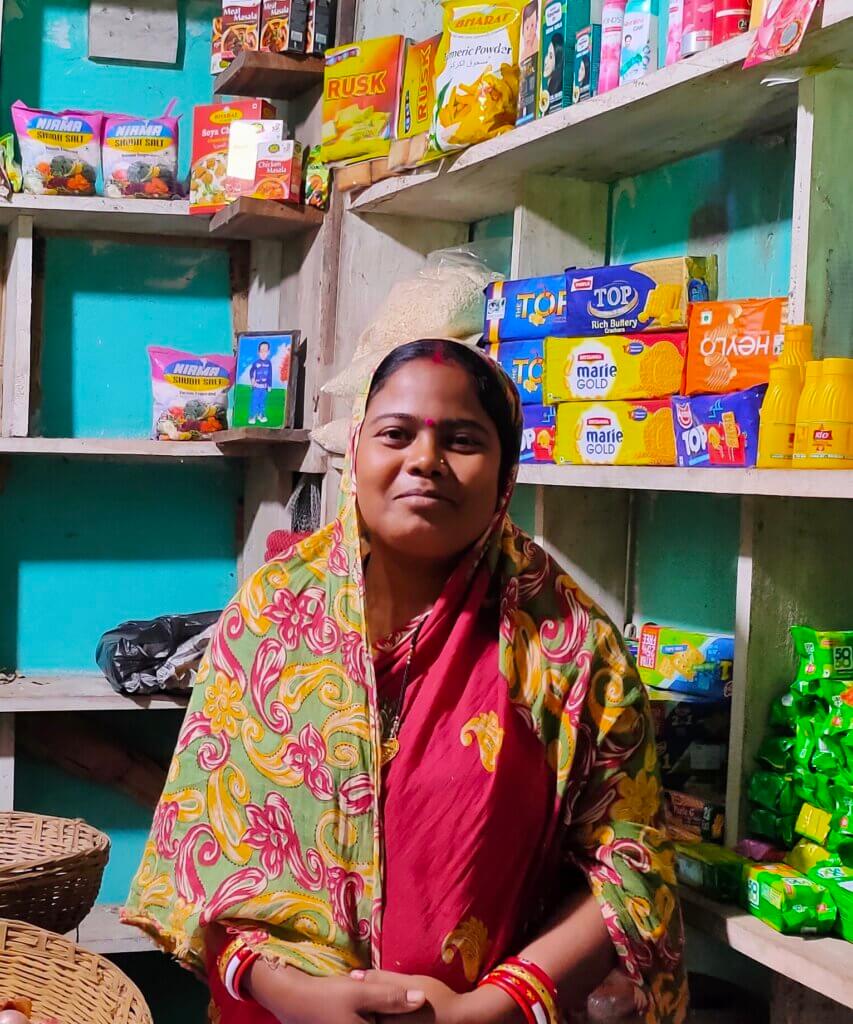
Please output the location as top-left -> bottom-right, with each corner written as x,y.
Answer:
0,811 -> 110,875
0,916 -> 152,1023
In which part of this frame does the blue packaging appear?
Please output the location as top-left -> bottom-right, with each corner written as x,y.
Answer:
488,340 -> 544,405
563,256 -> 718,335
672,385 -> 767,469
484,276 -> 567,342
521,405 -> 557,463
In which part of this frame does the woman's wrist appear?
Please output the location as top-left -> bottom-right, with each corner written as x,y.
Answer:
243,956 -> 305,1009
457,983 -> 527,1024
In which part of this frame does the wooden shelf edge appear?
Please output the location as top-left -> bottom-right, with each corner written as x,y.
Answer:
68,903 -> 156,955
515,464 -> 853,499
214,49 -> 325,100
0,674 -> 189,712
680,887 -> 853,1010
209,197 -> 325,240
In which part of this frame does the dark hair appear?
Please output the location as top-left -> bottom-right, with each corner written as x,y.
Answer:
366,339 -> 521,490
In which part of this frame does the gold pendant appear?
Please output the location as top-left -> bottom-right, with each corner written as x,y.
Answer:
380,738 -> 400,766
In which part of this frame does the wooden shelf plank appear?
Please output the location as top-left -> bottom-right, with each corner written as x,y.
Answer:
216,427 -> 311,445
0,674 -> 189,712
350,14 -> 853,221
680,887 -> 853,1010
0,196 -> 211,238
68,903 -> 156,955
209,197 -> 325,240
516,464 -> 853,499
214,50 -> 325,100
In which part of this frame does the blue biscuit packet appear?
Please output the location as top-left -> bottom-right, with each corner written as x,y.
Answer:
484,275 -> 566,342
487,340 -> 544,404
521,404 -> 556,463
672,385 -> 767,468
563,256 -> 717,335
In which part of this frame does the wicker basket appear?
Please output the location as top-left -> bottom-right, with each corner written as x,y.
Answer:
0,813 -> 110,934
0,918 -> 152,1024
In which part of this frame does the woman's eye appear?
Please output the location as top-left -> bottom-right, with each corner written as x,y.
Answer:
449,433 -> 480,449
379,427 -> 409,442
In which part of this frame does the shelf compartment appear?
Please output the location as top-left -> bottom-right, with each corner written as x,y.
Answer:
350,11 -> 853,221
0,674 -> 188,712
209,197 -> 325,239
214,50 -> 325,100
516,465 -> 853,499
0,196 -> 210,238
680,887 -> 853,1011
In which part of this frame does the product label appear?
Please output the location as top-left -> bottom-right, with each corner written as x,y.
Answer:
26,115 -> 94,148
164,358 -> 232,391
105,121 -> 175,153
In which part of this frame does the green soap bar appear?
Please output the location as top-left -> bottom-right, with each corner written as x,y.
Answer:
746,863 -> 837,935
791,625 -> 853,682
808,865 -> 853,942
748,772 -> 798,815
757,735 -> 795,772
675,841 -> 748,903
769,692 -> 799,730
749,807 -> 796,848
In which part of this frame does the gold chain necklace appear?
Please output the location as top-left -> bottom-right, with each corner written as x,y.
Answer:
378,618 -> 426,767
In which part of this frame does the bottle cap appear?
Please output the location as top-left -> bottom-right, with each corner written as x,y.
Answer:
822,357 -> 853,376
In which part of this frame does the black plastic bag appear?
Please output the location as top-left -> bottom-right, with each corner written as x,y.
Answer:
96,611 -> 221,695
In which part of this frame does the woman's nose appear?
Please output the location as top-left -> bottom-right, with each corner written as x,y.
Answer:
407,432 -> 445,476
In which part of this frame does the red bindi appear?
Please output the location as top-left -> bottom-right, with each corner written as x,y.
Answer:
425,417 -> 436,427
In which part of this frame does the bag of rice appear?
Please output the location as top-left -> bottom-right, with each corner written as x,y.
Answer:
12,101 -> 102,196
102,102 -> 180,200
428,0 -> 524,157
148,346 -> 236,441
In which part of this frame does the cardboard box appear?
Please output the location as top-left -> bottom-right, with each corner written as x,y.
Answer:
227,132 -> 304,204
664,789 -> 726,843
573,24 -> 601,101
672,385 -> 767,468
222,1 -> 261,61
521,404 -> 557,463
261,0 -> 309,52
564,256 -> 718,335
390,34 -> 440,170
637,623 -> 734,699
321,35 -> 406,166
307,0 -> 336,55
555,399 -> 676,465
517,0 -> 541,126
211,17 -> 230,75
484,274 -> 567,342
189,100 -> 276,215
488,340 -> 544,405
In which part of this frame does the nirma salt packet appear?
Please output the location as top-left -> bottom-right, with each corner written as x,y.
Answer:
672,385 -> 767,468
484,275 -> 567,342
563,256 -> 718,335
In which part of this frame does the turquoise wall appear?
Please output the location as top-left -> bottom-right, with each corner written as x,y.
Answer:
1,3 -> 234,1018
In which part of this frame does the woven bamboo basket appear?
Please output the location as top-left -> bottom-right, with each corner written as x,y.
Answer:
0,813 -> 110,934
0,918 -> 152,1024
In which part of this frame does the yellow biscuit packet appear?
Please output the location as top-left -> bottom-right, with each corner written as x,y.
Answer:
428,1 -> 524,159
555,400 -> 676,466
544,333 -> 687,403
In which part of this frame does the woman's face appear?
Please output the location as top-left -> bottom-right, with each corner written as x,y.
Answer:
355,358 -> 503,564
544,41 -> 556,76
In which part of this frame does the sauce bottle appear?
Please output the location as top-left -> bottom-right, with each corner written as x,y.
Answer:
758,363 -> 802,469
778,324 -> 813,389
793,360 -> 823,467
807,357 -> 853,469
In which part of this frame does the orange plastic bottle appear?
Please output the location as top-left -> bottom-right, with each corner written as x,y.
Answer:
807,358 -> 853,469
758,363 -> 802,468
793,360 -> 823,467
778,324 -> 814,389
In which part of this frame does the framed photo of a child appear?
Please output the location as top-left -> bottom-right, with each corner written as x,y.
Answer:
232,330 -> 301,429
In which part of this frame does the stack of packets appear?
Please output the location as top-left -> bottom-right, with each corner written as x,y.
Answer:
484,256 -> 718,466
212,0 -> 336,74
675,626 -> 853,943
625,623 -> 733,844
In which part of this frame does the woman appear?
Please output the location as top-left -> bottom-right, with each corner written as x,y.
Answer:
124,340 -> 686,1024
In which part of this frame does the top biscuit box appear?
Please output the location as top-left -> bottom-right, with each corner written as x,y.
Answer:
563,257 -> 718,335
484,274 -> 567,342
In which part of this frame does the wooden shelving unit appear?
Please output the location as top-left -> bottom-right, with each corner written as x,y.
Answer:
0,675 -> 188,713
209,196 -> 325,240
214,50 -> 325,100
350,6 -> 853,221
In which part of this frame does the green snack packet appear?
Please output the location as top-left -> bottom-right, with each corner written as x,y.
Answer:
675,841 -> 748,903
807,864 -> 853,941
747,863 -> 837,934
812,736 -> 842,775
769,691 -> 799,730
747,772 -> 798,815
794,718 -> 817,767
824,685 -> 853,732
796,802 -> 832,845
749,807 -> 796,848
791,625 -> 853,682
757,735 -> 795,772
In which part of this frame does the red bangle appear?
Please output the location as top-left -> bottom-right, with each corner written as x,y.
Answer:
480,973 -> 538,1024
505,957 -> 558,1004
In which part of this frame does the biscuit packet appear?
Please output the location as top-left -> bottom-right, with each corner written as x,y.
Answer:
746,864 -> 836,935
791,625 -> 853,683
685,297 -> 787,395
428,0 -> 524,158
555,399 -> 676,466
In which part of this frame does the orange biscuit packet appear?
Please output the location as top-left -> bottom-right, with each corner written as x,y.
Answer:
685,298 -> 787,396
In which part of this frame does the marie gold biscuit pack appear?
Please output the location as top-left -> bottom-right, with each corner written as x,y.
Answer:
555,399 -> 676,466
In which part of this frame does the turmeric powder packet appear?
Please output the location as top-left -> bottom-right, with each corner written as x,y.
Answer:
429,0 -> 525,157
